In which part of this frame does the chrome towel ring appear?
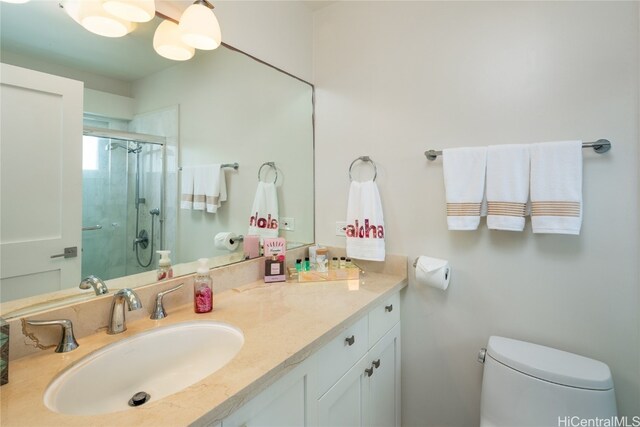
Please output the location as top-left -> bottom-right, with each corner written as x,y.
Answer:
349,156 -> 377,182
258,161 -> 278,183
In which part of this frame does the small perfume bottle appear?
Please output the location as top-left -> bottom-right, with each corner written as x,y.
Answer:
265,255 -> 286,283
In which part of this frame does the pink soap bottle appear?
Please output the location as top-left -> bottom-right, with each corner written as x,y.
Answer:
194,258 -> 213,313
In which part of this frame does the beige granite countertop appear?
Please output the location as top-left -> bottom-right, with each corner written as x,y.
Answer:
0,270 -> 407,427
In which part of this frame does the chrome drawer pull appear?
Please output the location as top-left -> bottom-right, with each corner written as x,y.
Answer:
372,359 -> 380,369
385,304 -> 393,312
345,335 -> 355,346
365,367 -> 374,377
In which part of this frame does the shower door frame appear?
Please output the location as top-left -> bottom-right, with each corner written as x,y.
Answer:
82,126 -> 167,267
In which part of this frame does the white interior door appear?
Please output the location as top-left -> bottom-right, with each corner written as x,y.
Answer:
0,63 -> 83,302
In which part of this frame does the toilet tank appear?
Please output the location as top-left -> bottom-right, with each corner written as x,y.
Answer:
480,336 -> 617,427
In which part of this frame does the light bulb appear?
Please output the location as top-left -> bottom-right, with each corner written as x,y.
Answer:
178,3 -> 221,50
103,0 -> 155,23
153,20 -> 195,61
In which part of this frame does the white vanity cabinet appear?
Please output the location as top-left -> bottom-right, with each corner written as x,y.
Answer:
317,293 -> 401,427
221,291 -> 401,427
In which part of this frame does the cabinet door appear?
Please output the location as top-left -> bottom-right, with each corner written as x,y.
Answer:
223,357 -> 317,427
368,322 -> 401,427
318,355 -> 370,427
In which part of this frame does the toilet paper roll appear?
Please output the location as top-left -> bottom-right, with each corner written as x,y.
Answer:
415,256 -> 450,290
214,232 -> 240,251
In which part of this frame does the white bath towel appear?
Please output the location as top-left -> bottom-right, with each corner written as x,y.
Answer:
486,144 -> 530,231
442,147 -> 487,230
248,181 -> 279,238
346,180 -> 385,261
530,141 -> 582,235
180,166 -> 195,209
203,165 -> 227,213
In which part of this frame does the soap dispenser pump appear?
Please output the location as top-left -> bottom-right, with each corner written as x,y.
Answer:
156,250 -> 173,281
194,258 -> 213,313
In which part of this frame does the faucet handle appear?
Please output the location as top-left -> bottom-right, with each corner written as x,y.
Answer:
151,284 -> 183,320
26,319 -> 79,353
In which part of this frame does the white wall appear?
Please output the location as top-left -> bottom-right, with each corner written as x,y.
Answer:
160,0 -> 314,82
313,1 -> 640,424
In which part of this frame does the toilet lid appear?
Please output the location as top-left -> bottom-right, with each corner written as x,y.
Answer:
486,336 -> 614,390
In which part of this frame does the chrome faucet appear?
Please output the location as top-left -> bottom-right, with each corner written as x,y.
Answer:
79,275 -> 109,295
108,288 -> 142,334
26,319 -> 79,353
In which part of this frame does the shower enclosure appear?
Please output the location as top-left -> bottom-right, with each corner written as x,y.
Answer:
81,127 -> 165,281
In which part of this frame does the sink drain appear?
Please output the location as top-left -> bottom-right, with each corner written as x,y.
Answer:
128,391 -> 151,407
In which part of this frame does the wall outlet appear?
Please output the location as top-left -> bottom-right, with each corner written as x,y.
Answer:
281,217 -> 295,231
335,221 -> 347,236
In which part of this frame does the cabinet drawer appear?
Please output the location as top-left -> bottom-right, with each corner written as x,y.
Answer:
317,315 -> 368,397
368,292 -> 400,348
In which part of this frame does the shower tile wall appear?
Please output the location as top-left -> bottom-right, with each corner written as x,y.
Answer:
81,137 -> 127,280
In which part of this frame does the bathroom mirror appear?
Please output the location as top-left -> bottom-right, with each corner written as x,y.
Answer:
0,1 -> 314,318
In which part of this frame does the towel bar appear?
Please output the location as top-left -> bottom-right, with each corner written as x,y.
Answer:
178,163 -> 239,171
423,139 -> 611,161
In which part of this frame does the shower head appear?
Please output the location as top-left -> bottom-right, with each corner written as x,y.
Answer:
105,141 -> 143,154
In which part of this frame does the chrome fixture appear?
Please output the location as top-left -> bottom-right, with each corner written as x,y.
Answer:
82,224 -> 103,231
477,347 -> 487,364
150,284 -> 183,320
26,319 -> 79,353
349,156 -> 378,182
128,391 -> 151,407
79,275 -> 109,295
258,161 -> 278,183
105,141 -> 142,154
424,139 -> 612,161
108,288 -> 142,334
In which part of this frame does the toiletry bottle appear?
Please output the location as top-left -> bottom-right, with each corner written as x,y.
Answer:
331,257 -> 339,270
194,258 -> 213,313
304,257 -> 310,271
295,259 -> 303,272
156,250 -> 173,281
339,257 -> 347,268
345,258 -> 354,268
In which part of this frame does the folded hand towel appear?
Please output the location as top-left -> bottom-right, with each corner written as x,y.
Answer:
530,141 -> 582,235
346,180 -> 385,261
486,144 -> 530,231
180,166 -> 195,210
203,165 -> 224,213
248,181 -> 279,238
442,147 -> 487,230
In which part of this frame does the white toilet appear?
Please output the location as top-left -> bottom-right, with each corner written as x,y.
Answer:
479,336 -> 617,427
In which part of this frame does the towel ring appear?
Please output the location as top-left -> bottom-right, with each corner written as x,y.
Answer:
258,161 -> 278,183
349,156 -> 377,182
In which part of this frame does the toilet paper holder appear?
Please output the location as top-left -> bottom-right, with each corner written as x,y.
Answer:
229,235 -> 244,245
413,257 -> 450,281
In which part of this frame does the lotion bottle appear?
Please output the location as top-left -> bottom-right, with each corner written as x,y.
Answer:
194,258 -> 213,313
156,250 -> 173,281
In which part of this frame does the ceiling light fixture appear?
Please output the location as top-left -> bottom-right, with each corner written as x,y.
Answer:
62,0 -> 136,38
153,20 -> 195,61
178,0 -> 221,51
103,0 -> 156,23
0,0 -> 31,4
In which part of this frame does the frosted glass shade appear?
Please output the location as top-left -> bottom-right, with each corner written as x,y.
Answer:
0,0 -> 31,4
178,3 -> 221,50
77,0 -> 136,37
103,0 -> 155,23
153,20 -> 195,61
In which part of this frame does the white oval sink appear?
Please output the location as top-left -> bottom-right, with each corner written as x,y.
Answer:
44,321 -> 244,415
